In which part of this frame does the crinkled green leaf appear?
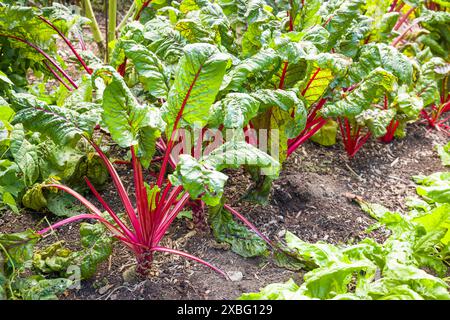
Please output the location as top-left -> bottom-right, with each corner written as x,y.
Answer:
322,68 -> 397,118
347,43 -> 414,86
355,108 -> 396,138
209,201 -> 267,258
221,49 -> 281,92
118,40 -> 170,99
203,140 -> 280,177
209,92 -> 260,129
11,93 -> 100,146
163,43 -> 229,132
93,66 -> 166,165
10,124 -> 39,186
437,142 -> 450,167
169,154 -> 228,206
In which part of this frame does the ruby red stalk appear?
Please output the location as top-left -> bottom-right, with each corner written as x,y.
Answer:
391,21 -> 418,47
42,60 -> 73,91
38,16 -> 92,74
389,0 -> 399,12
420,78 -> 450,132
38,134 -> 227,276
379,95 -> 399,143
394,6 -> 416,31
380,119 -> 400,143
421,99 -> 450,132
338,118 -> 371,158
287,97 -> 328,157
0,33 -> 78,89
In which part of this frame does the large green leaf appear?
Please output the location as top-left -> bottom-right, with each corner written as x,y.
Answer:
209,92 -> 260,129
169,154 -> 228,206
10,124 -> 39,186
321,68 -> 397,118
11,93 -> 100,146
347,43 -> 414,86
93,66 -> 150,146
0,229 -> 40,272
93,66 -> 166,166
221,49 -> 281,92
209,201 -> 268,258
355,108 -> 396,138
12,276 -> 72,300
321,0 -> 365,50
118,40 -> 170,99
162,43 -> 229,133
203,140 -> 280,177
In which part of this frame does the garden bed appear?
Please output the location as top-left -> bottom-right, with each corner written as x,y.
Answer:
1,123 -> 446,300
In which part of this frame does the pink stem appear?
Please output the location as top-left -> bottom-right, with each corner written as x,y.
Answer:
135,0 -> 152,20
89,141 -> 143,241
157,67 -> 203,187
392,21 -> 417,46
151,246 -> 227,278
0,33 -> 78,89
279,62 -> 289,89
38,213 -> 109,234
37,212 -> 130,245
131,146 -> 148,243
154,193 -> 190,243
224,204 -> 273,247
389,0 -> 399,12
394,6 -> 416,31
43,60 -> 73,91
39,16 -> 92,74
84,177 -> 137,242
287,118 -> 327,156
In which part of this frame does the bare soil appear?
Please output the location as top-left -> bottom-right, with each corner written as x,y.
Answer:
0,123 -> 448,300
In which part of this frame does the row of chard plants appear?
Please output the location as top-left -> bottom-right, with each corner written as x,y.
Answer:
0,0 -> 449,299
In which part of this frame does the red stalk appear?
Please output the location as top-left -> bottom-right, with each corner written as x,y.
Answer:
338,118 -> 371,158
157,67 -> 203,187
394,6 -> 416,31
135,0 -> 152,20
39,213 -> 123,237
392,21 -> 417,46
380,119 -> 400,143
89,142 -> 143,241
43,60 -> 73,91
151,246 -> 227,278
0,33 -> 78,89
288,11 -> 294,32
224,204 -> 274,247
131,146 -> 148,242
154,193 -> 190,243
287,118 -> 327,156
39,16 -> 92,74
84,177 -> 137,242
395,2 -> 406,12
389,0 -> 399,12
301,68 -> 321,96
279,61 -> 289,89
286,98 -> 328,156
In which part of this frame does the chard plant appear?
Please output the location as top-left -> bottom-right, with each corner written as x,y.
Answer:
10,40 -> 280,274
1,1 -> 278,267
